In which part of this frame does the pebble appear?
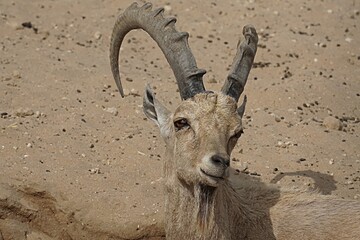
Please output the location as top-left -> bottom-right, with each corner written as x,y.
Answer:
94,31 -> 102,40
346,180 -> 353,185
240,162 -> 248,171
7,21 -> 23,30
34,111 -> 44,118
329,159 -> 334,165
276,141 -> 293,148
0,112 -> 8,118
345,37 -> 352,43
123,88 -> 130,96
14,108 -> 34,117
323,116 -> 342,130
297,158 -> 306,163
164,5 -> 172,12
208,78 -> 217,83
274,116 -> 281,122
122,88 -> 140,97
130,88 -> 140,97
270,113 -> 281,122
12,70 -> 21,79
89,168 -> 101,174
137,151 -> 146,156
105,107 -> 118,116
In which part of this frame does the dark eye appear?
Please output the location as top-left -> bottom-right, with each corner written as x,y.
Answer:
227,129 -> 243,154
174,118 -> 190,132
231,129 -> 244,139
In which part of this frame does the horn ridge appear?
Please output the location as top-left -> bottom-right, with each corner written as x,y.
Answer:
221,25 -> 258,102
110,2 -> 206,99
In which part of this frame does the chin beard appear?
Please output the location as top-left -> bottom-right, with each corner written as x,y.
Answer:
195,183 -> 216,232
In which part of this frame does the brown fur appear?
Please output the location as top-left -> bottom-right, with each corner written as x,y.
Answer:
145,92 -> 360,239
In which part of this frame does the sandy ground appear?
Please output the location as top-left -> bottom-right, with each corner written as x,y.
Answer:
0,0 -> 359,239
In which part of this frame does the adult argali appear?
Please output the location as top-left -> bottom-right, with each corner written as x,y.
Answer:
110,2 -> 360,239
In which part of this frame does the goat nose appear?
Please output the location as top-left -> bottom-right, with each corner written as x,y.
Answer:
210,155 -> 230,167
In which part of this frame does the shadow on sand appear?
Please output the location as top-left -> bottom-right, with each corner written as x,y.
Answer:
269,169 -> 337,195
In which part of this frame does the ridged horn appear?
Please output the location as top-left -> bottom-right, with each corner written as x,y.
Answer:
110,2 -> 206,100
221,25 -> 258,102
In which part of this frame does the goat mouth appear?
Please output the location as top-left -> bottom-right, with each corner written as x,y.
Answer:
200,168 -> 224,180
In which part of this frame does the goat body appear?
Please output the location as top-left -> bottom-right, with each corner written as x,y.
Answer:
110,3 -> 360,239
166,166 -> 360,239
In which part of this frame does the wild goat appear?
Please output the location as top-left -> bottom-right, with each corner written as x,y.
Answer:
110,2 -> 360,239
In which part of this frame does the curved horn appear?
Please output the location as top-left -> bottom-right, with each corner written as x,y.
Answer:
221,25 -> 258,102
110,2 -> 206,100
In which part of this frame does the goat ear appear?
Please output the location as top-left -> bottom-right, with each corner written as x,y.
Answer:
237,95 -> 247,118
143,85 -> 172,135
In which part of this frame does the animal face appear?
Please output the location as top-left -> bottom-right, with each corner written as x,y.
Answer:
144,89 -> 244,187
173,93 -> 243,186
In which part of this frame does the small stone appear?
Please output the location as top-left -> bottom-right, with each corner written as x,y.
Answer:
208,78 -> 217,83
94,31 -> 102,40
12,70 -> 21,79
123,88 -> 130,96
164,5 -> 172,12
346,180 -> 353,185
323,116 -> 342,130
22,22 -> 33,28
329,159 -> 334,165
0,112 -> 8,118
130,88 -> 140,97
89,168 -> 100,174
7,21 -> 24,30
345,37 -> 352,43
105,107 -> 118,116
15,108 -> 34,117
137,151 -> 146,156
35,111 -> 41,118
240,162 -> 248,171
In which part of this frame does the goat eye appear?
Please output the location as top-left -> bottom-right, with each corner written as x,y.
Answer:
231,129 -> 244,139
174,118 -> 189,132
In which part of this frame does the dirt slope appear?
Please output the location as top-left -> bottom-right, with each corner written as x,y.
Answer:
0,0 -> 359,239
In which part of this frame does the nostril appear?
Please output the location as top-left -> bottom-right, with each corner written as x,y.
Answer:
212,157 -> 222,165
223,158 -> 230,167
210,155 -> 230,167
